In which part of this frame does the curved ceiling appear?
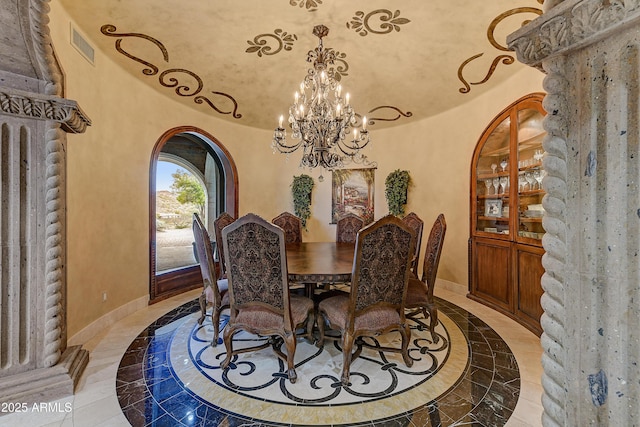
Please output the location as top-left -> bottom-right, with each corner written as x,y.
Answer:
58,0 -> 544,130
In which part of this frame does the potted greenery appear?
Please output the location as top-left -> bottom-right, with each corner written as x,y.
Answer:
385,169 -> 411,217
291,174 -> 314,229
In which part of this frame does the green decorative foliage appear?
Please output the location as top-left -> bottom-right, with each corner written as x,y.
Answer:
385,169 -> 410,217
291,174 -> 314,229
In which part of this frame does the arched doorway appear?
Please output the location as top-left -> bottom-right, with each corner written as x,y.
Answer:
149,126 -> 238,303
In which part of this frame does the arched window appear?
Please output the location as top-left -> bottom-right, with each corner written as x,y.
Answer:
150,127 -> 238,303
155,157 -> 205,272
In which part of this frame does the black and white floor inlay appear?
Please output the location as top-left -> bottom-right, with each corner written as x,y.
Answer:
117,298 -> 521,426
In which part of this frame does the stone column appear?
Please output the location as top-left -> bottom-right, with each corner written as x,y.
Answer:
0,0 -> 90,406
508,1 -> 640,426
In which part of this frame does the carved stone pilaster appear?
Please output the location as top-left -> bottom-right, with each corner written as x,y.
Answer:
539,56 -> 569,427
0,0 -> 90,410
509,1 -> 640,426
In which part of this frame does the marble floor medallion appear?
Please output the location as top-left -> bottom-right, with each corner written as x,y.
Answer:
117,298 -> 521,426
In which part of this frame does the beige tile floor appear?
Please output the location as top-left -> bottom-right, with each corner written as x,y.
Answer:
0,284 -> 544,427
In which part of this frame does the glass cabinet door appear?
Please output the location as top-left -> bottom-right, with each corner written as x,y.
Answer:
470,93 -> 546,336
516,108 -> 546,242
475,115 -> 511,236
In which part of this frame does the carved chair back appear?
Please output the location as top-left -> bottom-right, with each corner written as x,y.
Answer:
402,212 -> 424,274
421,213 -> 447,298
349,214 -> 416,316
193,213 -> 219,299
223,213 -> 291,323
272,211 -> 303,244
335,213 -> 365,243
214,212 -> 236,280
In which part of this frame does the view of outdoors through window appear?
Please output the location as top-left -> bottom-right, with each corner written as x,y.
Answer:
156,161 -> 205,272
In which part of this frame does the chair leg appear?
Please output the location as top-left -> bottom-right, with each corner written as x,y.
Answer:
283,333 -> 298,383
429,306 -> 439,344
316,311 -> 325,348
211,305 -> 221,347
400,324 -> 414,368
341,331 -> 355,386
305,310 -> 315,343
197,291 -> 207,325
220,326 -> 235,370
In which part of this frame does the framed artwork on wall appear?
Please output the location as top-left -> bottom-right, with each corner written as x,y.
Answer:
331,168 -> 375,224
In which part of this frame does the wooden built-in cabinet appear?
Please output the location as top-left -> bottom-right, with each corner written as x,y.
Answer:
468,93 -> 546,336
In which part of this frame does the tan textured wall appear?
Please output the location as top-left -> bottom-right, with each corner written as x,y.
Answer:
48,4 -> 299,338
49,4 -> 544,338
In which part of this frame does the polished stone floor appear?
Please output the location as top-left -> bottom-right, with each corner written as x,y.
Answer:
117,297 -> 518,426
0,285 -> 544,426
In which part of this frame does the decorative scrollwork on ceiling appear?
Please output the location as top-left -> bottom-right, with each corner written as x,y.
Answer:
346,9 -> 411,36
457,7 -> 542,94
289,0 -> 323,12
246,29 -> 298,57
159,69 -> 203,96
458,53 -> 516,94
100,24 -> 169,75
100,24 -> 242,119
357,106 -> 413,126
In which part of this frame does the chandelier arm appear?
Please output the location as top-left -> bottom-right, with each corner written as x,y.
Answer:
274,137 -> 303,150
335,134 -> 369,155
275,142 -> 304,154
273,130 -> 305,153
335,143 -> 356,157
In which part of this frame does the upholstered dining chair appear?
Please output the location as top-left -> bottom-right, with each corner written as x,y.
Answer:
335,213 -> 365,243
192,213 -> 230,347
402,212 -> 424,277
213,212 -> 236,282
220,213 -> 315,383
405,213 -> 446,343
316,214 -> 416,386
272,211 -> 303,244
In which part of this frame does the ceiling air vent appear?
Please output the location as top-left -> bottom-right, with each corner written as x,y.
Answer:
70,24 -> 95,65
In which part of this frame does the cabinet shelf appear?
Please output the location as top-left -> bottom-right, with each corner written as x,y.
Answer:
518,163 -> 543,171
478,194 -> 509,200
518,189 -> 544,197
519,217 -> 542,223
478,216 -> 509,222
477,171 -> 510,179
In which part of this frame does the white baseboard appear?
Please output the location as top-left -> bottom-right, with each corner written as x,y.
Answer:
436,278 -> 467,295
67,295 -> 149,347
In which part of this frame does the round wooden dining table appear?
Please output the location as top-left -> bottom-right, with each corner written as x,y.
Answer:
285,242 -> 355,297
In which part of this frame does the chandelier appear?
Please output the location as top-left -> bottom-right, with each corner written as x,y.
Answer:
272,25 -> 372,170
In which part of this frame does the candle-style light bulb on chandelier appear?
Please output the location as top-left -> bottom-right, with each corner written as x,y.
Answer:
272,25 -> 373,170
